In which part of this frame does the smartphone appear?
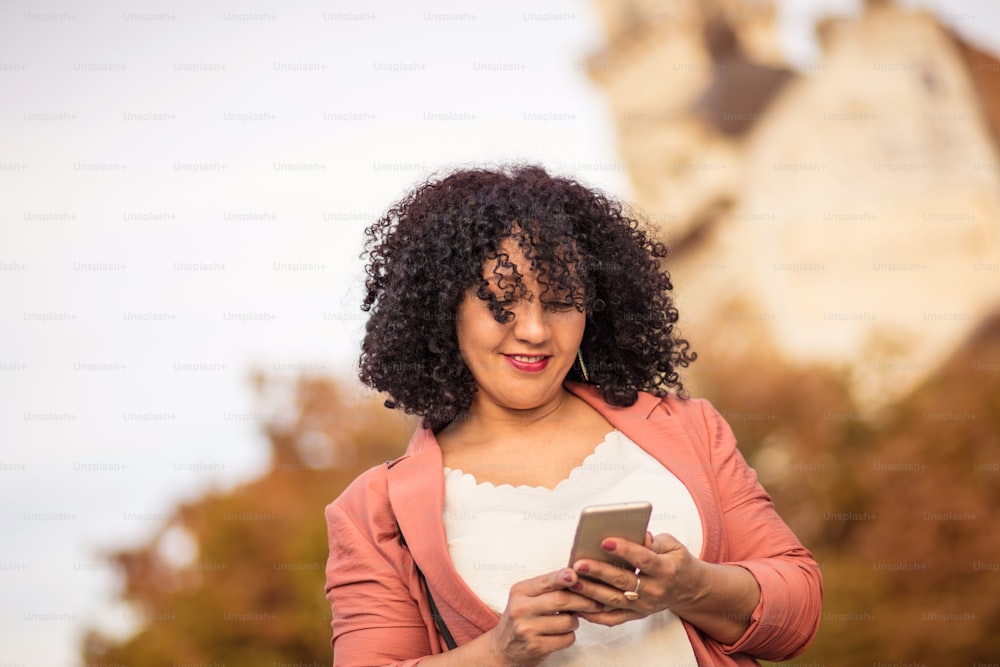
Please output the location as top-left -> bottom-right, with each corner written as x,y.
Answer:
567,501 -> 652,572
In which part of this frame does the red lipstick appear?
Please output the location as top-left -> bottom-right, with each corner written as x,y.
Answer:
504,354 -> 550,373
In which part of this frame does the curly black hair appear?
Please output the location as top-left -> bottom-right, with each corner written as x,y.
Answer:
359,164 -> 696,430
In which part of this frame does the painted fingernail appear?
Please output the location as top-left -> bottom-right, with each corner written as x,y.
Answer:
601,539 -> 616,551
571,582 -> 583,591
562,570 -> 574,583
575,562 -> 590,573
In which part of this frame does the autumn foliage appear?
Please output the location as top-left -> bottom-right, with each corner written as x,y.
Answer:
694,316 -> 1000,664
81,376 -> 414,666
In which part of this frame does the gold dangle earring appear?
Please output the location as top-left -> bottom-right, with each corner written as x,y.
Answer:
577,349 -> 590,382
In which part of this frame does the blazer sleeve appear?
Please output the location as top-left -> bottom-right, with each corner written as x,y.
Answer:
324,470 -> 437,667
698,399 -> 823,661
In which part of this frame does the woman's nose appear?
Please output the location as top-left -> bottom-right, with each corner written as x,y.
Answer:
511,299 -> 549,343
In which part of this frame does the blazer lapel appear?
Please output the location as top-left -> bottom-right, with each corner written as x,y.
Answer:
566,383 -> 719,561
386,428 -> 500,634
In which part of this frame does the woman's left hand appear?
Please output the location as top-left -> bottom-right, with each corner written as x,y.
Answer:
569,532 -> 706,626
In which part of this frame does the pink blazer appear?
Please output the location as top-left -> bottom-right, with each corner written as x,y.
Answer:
324,383 -> 822,666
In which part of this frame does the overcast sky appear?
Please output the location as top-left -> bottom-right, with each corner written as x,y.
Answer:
1,0 -> 997,664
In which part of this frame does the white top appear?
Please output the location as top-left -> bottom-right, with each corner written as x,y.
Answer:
443,430 -> 703,666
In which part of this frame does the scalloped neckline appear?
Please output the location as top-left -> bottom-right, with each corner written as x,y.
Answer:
443,429 -> 622,493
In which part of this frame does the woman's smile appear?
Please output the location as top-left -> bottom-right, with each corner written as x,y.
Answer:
503,353 -> 551,372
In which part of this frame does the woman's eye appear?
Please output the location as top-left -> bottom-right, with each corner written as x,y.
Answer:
546,302 -> 576,311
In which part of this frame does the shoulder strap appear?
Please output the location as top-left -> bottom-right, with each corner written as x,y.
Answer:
386,462 -> 458,651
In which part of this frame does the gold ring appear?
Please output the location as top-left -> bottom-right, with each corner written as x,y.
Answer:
623,574 -> 641,602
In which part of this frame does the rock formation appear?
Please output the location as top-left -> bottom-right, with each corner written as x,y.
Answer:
588,0 -> 1000,409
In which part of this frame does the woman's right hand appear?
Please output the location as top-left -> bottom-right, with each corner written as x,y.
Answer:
486,567 -> 602,667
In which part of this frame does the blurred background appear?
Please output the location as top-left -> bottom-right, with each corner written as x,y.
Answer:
1,0 -> 998,664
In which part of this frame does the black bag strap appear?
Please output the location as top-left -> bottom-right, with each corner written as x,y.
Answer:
387,462 -> 458,651
397,524 -> 458,650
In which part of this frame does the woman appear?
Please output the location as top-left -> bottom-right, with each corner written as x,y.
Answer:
325,165 -> 822,666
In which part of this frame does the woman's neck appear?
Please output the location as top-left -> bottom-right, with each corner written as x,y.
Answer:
437,388 -> 615,488
452,386 -> 573,441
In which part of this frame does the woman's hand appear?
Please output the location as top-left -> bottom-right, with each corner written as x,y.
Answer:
486,567 -> 605,667
569,533 -> 760,644
569,532 -> 702,625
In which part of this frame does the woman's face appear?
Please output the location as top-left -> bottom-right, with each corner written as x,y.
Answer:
455,240 -> 586,419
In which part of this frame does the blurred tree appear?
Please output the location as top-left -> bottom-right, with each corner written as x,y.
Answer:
81,375 -> 414,666
695,317 -> 1000,664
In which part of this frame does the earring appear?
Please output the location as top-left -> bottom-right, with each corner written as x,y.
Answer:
577,349 -> 590,382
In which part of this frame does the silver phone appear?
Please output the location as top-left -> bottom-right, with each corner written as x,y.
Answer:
567,501 -> 652,572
